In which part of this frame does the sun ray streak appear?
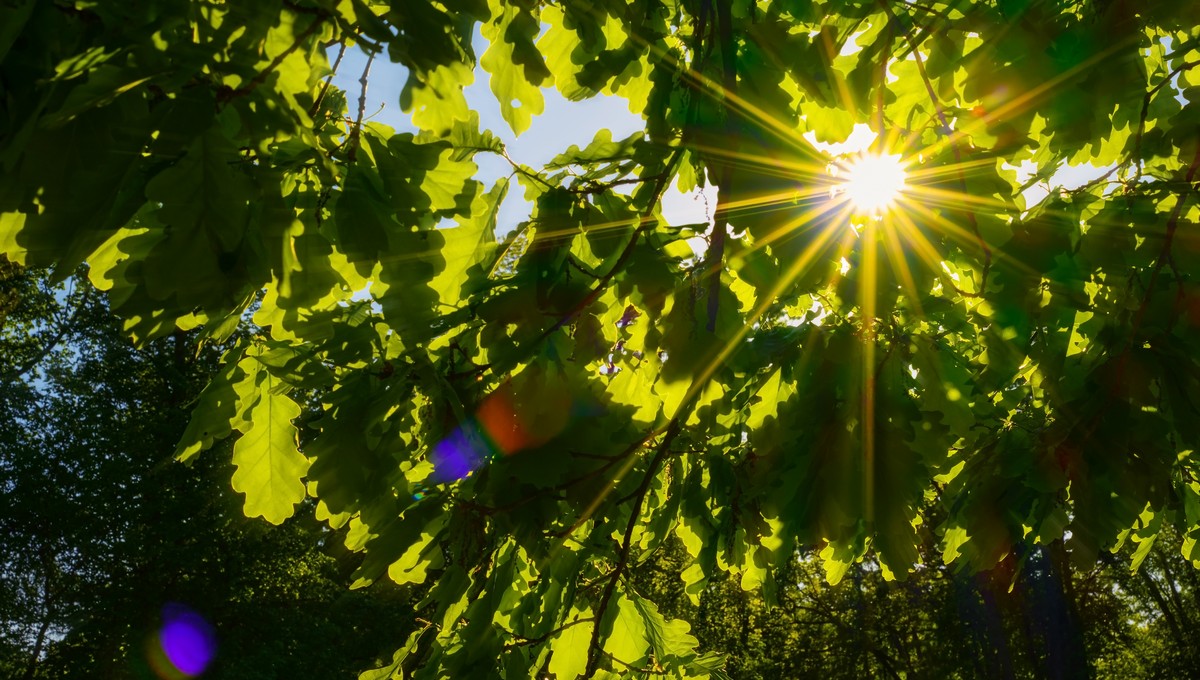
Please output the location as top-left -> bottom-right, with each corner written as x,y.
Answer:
901,201 -> 1042,282
860,220 -> 878,526
890,208 -> 970,295
556,202 -> 855,547
881,219 -> 924,317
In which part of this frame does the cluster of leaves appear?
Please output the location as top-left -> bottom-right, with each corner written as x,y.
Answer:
2,0 -> 1200,677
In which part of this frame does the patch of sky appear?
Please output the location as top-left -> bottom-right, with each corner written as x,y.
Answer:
330,29 -> 684,239
329,29 -> 722,278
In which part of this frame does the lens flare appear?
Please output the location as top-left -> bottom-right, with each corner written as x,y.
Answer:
429,378 -> 578,484
840,153 -> 907,214
430,424 -> 490,484
147,603 -> 216,679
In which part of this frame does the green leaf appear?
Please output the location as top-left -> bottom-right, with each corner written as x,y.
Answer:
403,61 -> 475,136
230,358 -> 309,524
429,178 -> 508,305
145,126 -> 250,254
175,348 -> 250,462
630,592 -> 699,664
548,609 -> 593,680
0,0 -> 35,64
480,0 -> 549,135
604,593 -> 649,666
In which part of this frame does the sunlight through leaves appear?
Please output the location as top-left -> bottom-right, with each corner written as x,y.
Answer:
837,153 -> 908,215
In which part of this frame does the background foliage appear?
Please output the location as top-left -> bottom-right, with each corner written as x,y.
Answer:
3,0 -> 1200,677
0,262 -> 413,678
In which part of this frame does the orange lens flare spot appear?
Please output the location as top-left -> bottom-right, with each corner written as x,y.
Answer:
429,376 -> 585,484
476,388 -> 534,456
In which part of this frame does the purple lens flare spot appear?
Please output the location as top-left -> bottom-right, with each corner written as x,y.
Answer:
430,424 -> 489,483
158,603 -> 216,676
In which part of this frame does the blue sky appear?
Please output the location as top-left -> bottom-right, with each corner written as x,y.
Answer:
330,41 -> 716,237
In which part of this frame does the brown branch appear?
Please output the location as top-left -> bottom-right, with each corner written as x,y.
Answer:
219,15 -> 325,102
2,284 -> 92,383
880,0 -> 990,295
1122,142 -> 1200,351
1134,60 -> 1200,179
346,51 -> 375,162
705,0 -> 737,333
601,648 -> 676,675
499,147 -> 556,190
546,434 -> 662,539
876,13 -> 894,138
503,616 -> 597,650
552,438 -> 649,493
21,549 -> 59,680
789,598 -> 906,680
460,435 -> 652,520
584,417 -> 684,678
1093,144 -> 1200,420
513,149 -> 684,355
570,173 -> 669,196
310,41 -> 347,117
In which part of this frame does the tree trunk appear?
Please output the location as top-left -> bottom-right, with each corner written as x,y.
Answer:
1042,542 -> 1093,680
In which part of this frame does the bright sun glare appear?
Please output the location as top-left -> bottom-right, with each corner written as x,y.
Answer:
841,153 -> 908,214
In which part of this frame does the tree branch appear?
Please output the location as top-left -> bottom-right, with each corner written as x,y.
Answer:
220,15 -> 325,103
2,284 -> 92,383
503,616 -> 596,650
705,0 -> 737,333
584,417 -> 684,678
346,51 -> 375,162
1124,143 -> 1200,349
881,0 -> 991,295
310,41 -> 347,117
512,149 -> 684,359
1134,59 -> 1200,179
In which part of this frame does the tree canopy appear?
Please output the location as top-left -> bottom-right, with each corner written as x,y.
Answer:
2,0 -> 1200,677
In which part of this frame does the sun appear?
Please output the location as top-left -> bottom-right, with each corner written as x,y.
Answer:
839,153 -> 908,214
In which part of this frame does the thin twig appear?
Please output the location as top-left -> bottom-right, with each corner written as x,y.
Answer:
310,41 -> 347,117
2,284 -> 92,383
346,52 -> 375,162
1134,59 -> 1200,180
881,0 -> 991,295
220,16 -> 325,102
584,417 -> 684,678
500,147 -> 555,189
876,13 -> 894,139
572,173 -> 669,196
513,149 -> 684,355
502,616 -> 597,650
1121,144 -> 1200,361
